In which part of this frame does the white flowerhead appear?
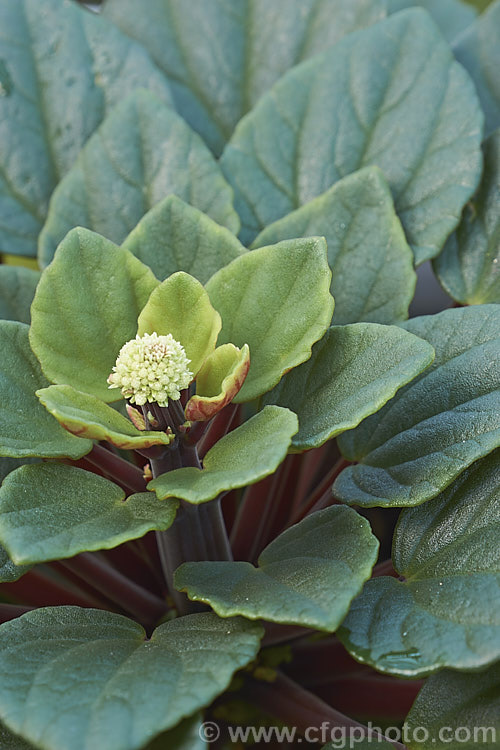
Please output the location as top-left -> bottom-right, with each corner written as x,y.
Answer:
107,332 -> 193,407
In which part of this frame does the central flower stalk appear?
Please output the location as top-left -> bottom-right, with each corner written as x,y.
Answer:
107,332 -> 193,406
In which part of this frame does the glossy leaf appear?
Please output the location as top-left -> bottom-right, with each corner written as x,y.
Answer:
0,267 -> 40,324
264,324 -> 434,451
39,90 -> 240,266
335,305 -> 500,507
0,321 -> 92,459
206,238 -> 333,402
150,406 -> 298,504
122,196 -> 246,284
220,8 -> 483,262
0,608 -> 263,750
102,0 -> 387,156
253,167 -> 416,326
0,0 -> 173,258
453,0 -> 500,137
388,0 -> 477,41
30,228 -> 158,403
36,385 -> 173,450
137,272 -> 221,377
434,129 -> 500,305
405,663 -> 500,750
0,463 -> 177,565
185,344 -> 250,421
338,451 -> 500,677
176,505 -> 378,631
0,544 -> 31,584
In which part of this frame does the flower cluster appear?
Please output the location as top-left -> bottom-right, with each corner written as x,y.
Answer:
107,332 -> 193,406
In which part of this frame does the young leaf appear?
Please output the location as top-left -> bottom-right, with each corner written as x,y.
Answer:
453,0 -> 500,137
434,129 -> 500,305
253,167 -> 416,326
175,505 -> 378,632
38,90 -> 240,266
30,228 -> 158,403
102,0 -> 387,156
122,196 -> 246,284
388,0 -> 477,41
206,238 -> 333,402
185,344 -> 250,421
150,406 -> 298,504
137,272 -> 221,377
36,385 -> 173,450
220,8 -> 483,262
405,663 -> 500,750
335,305 -> 500,507
338,451 -> 500,677
0,463 -> 178,565
0,267 -> 40,324
0,608 -> 263,750
264,324 -> 434,451
0,0 -> 173,258
0,322 -> 92,459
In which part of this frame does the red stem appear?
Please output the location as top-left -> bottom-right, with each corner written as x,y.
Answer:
85,445 -> 146,493
0,603 -> 34,623
286,636 -> 370,686
59,553 -> 167,627
316,676 -> 424,720
288,443 -> 330,516
372,558 -> 399,578
243,672 -> 407,749
197,404 -> 239,458
230,474 -> 275,560
0,568 -> 107,609
286,457 -> 349,527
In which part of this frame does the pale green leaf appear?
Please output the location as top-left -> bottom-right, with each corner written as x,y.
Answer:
0,608 -> 262,750
264,324 -> 434,451
0,0 -> 173,258
0,463 -> 177,565
122,196 -> 246,284
185,344 -> 250,421
434,129 -> 500,304
36,385 -> 173,450
150,406 -> 298,504
335,305 -> 500,507
39,90 -> 239,266
338,451 -> 500,676
206,238 -> 333,402
220,8 -> 483,262
253,167 -> 416,326
0,321 -> 92,459
102,0 -> 387,155
30,228 -> 158,403
388,0 -> 477,41
137,272 -> 221,377
176,505 -> 378,631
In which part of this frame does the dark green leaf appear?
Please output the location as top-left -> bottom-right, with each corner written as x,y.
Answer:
0,543 -> 31,584
30,228 -> 158,403
0,721 -> 36,750
405,662 -> 500,750
253,167 -> 416,326
176,505 -> 378,632
206,238 -> 333,402
434,129 -> 500,304
102,0 -> 387,156
0,0 -> 173,258
220,9 -> 483,262
0,321 -> 92,459
39,91 -> 239,266
0,267 -> 40,324
264,324 -> 434,451
150,406 -> 298,504
0,607 -> 263,750
143,715 -> 206,750
122,196 -> 246,284
388,0 -> 477,41
335,305 -> 500,507
453,0 -> 500,137
338,451 -> 500,676
0,463 -> 178,564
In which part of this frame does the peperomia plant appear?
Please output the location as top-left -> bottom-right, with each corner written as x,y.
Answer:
0,0 -> 499,749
